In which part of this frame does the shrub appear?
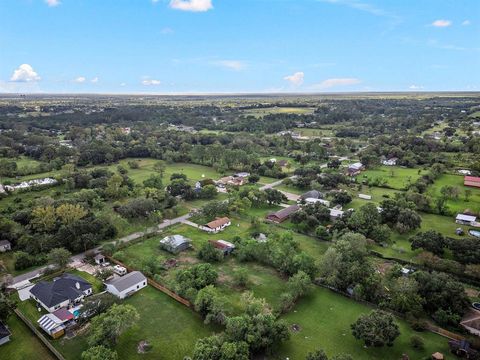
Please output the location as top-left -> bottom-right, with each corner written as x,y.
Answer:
410,335 -> 424,349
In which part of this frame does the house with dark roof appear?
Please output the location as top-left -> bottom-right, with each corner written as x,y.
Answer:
29,273 -> 92,312
105,271 -> 147,299
300,190 -> 324,200
266,205 -> 300,223
0,321 -> 11,346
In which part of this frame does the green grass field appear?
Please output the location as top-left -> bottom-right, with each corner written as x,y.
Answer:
427,174 -> 480,214
277,287 -> 450,360
53,286 -> 216,360
2,315 -> 55,360
361,166 -> 427,190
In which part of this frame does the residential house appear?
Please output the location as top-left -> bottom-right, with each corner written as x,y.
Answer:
105,271 -> 147,299
303,198 -> 330,207
0,321 -> 11,346
382,157 -> 398,166
464,176 -> 480,188
300,190 -> 325,201
234,172 -> 250,178
203,217 -> 231,233
329,208 -> 344,221
266,205 -> 300,223
458,169 -> 472,176
160,235 -> 192,254
0,240 -> 11,252
38,308 -> 74,339
209,240 -> 235,255
456,214 -> 477,226
347,162 -> 365,176
217,176 -> 248,187
29,274 -> 92,312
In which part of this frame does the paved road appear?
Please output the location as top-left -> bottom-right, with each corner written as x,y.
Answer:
11,212 -> 194,287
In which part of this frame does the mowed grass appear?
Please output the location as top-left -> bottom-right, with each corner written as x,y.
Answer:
427,174 -> 480,214
2,315 -> 55,360
95,159 -> 225,186
277,287 -> 450,360
361,166 -> 427,190
53,286 -> 216,360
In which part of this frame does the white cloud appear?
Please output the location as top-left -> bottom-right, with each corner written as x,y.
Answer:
409,85 -> 424,90
91,77 -> 99,84
212,60 -> 246,71
45,0 -> 61,7
142,79 -> 161,86
74,76 -> 86,83
169,0 -> 213,12
462,20 -> 471,26
310,78 -> 361,90
10,64 -> 41,82
283,72 -> 304,86
160,27 -> 174,35
431,19 -> 452,27
120,83 -> 127,87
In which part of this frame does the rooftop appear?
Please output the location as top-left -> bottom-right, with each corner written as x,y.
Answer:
106,271 -> 146,292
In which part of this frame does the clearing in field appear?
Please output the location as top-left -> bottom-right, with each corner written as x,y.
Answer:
361,166 -> 427,190
427,174 -> 480,214
277,287 -> 450,360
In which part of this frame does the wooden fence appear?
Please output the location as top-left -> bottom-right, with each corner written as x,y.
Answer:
105,256 -> 192,308
14,309 -> 66,360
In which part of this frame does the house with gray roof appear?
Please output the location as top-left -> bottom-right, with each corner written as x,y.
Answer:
160,234 -> 191,254
105,271 -> 147,299
300,190 -> 324,200
29,273 -> 92,312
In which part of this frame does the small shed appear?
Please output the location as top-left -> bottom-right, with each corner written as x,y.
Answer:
160,235 -> 191,254
0,240 -> 11,253
329,208 -> 344,221
358,194 -> 372,200
105,271 -> 147,299
94,254 -> 106,265
38,314 -> 66,339
431,352 -> 444,360
209,240 -> 235,255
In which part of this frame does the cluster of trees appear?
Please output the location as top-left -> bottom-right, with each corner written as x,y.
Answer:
192,293 -> 289,360
319,232 -> 469,326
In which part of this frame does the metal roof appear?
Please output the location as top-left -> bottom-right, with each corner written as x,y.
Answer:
106,271 -> 146,293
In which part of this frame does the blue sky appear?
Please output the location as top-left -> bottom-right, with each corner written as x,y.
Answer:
0,0 -> 479,93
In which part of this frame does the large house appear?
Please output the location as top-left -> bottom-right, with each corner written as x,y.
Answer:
266,205 -> 300,223
216,176 -> 248,187
300,190 -> 325,201
29,274 -> 92,313
105,271 -> 147,299
464,176 -> 480,188
203,217 -> 231,233
160,235 -> 192,254
347,162 -> 365,176
456,214 -> 477,226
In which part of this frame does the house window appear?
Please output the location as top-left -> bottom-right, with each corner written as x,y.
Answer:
143,282 -> 146,286
137,285 -> 139,289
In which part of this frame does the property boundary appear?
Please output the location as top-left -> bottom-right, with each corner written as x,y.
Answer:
14,308 -> 66,360
105,256 -> 192,308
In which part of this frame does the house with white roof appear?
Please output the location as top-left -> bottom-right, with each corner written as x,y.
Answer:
105,271 -> 147,299
456,214 -> 477,226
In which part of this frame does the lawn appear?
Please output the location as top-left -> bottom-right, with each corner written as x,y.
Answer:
427,174 -> 480,214
293,127 -> 333,137
361,166 -> 427,190
346,186 -> 401,210
95,159 -> 225,186
54,286 -> 217,360
277,287 -> 450,360
2,315 -> 55,360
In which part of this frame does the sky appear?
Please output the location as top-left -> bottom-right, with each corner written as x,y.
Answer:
0,0 -> 479,94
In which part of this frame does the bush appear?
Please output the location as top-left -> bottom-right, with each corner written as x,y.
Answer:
410,335 -> 424,349
232,269 -> 249,288
197,242 -> 223,263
